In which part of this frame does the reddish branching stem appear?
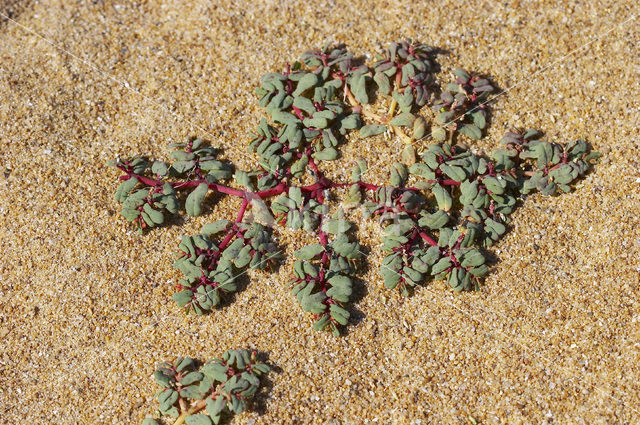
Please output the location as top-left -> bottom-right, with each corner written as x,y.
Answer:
117,153 -> 454,235
419,231 -> 438,247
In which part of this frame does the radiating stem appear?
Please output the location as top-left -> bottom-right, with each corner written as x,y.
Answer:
419,231 -> 438,247
388,98 -> 398,117
344,87 -> 412,144
171,400 -> 206,425
386,94 -> 413,144
345,86 -> 383,122
236,197 -> 249,223
392,126 -> 413,144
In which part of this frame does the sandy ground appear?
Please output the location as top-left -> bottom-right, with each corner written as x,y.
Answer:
1,0 -> 639,424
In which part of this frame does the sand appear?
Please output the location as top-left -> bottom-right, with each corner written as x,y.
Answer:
1,0 -> 639,424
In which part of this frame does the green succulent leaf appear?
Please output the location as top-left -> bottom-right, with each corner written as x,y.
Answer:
115,177 -> 138,202
185,414 -> 213,425
412,116 -> 427,139
185,183 -> 208,216
431,257 -> 452,275
419,210 -> 449,229
294,244 -> 325,260
313,147 -> 339,161
152,161 -> 169,176
201,220 -> 230,235
471,111 -> 486,129
322,219 -> 352,234
330,303 -> 349,325
381,254 -> 402,289
389,112 -> 415,127
431,126 -> 446,141
201,362 -> 229,383
440,164 -> 466,182
313,314 -> 331,331
293,73 -> 320,96
459,124 -> 482,140
173,290 -> 194,308
374,72 -> 391,94
360,124 -> 387,138
431,184 -> 452,211
390,162 -> 408,187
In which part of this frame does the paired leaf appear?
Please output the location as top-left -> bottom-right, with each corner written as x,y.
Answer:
185,183 -> 209,216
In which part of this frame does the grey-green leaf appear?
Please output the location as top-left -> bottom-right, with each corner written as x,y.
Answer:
294,244 -> 325,260
472,111 -> 486,129
115,177 -> 138,202
313,314 -> 330,332
143,204 -> 164,225
432,184 -> 452,211
185,183 -> 209,216
152,161 -> 169,176
293,73 -> 320,96
389,112 -> 415,127
322,219 -> 352,234
459,124 -> 482,140
173,160 -> 197,174
185,414 -> 213,425
431,126 -> 446,141
201,220 -> 230,235
313,147 -> 339,161
431,257 -> 452,275
360,124 -> 387,138
419,210 -> 449,229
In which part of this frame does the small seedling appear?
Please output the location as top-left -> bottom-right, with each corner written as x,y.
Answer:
110,41 -> 599,337
142,350 -> 270,425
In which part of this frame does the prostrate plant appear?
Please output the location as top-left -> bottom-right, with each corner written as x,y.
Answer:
172,220 -> 281,314
368,134 -> 598,293
142,350 -> 270,425
111,41 -> 600,336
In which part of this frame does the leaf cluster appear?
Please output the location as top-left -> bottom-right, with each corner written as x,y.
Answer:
172,221 -> 282,314
110,41 -> 599,340
370,130 -> 598,293
143,350 -> 270,425
291,222 -> 362,336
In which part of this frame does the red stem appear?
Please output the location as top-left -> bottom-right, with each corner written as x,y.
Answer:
124,173 -> 247,197
235,198 -> 249,223
256,182 -> 288,197
218,230 -> 235,253
291,105 -> 305,120
119,160 -> 450,231
419,231 -> 438,247
437,179 -> 461,186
